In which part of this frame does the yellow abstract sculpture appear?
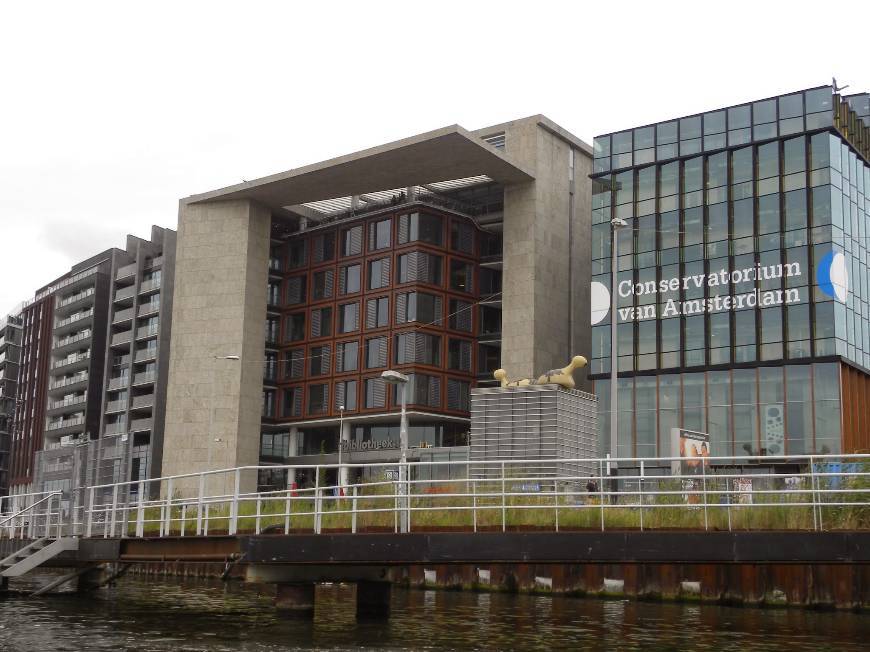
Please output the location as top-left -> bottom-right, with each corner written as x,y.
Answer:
493,355 -> 588,390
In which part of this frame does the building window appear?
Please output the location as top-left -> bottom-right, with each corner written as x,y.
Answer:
266,317 -> 280,344
397,212 -> 443,246
338,302 -> 360,333
286,275 -> 306,305
311,232 -> 335,264
288,241 -> 307,269
336,341 -> 359,372
366,296 -> 390,329
479,305 -> 500,335
479,268 -> 501,296
397,252 -> 442,285
308,384 -> 328,415
284,348 -> 304,379
282,387 -> 303,417
369,218 -> 391,251
286,313 -> 305,342
450,220 -> 474,254
395,332 -> 441,366
396,292 -> 441,325
335,380 -> 358,411
310,307 -> 332,338
262,389 -> 275,418
312,269 -> 334,300
448,339 -> 472,371
309,344 -> 331,376
449,299 -> 473,332
339,264 -> 361,294
395,373 -> 441,408
447,378 -> 470,412
449,260 -> 474,293
368,257 -> 391,290
267,282 -> 280,306
364,377 -> 386,408
366,336 -> 388,369
341,225 -> 363,257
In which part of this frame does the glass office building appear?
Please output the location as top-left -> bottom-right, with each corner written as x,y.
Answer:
590,85 -> 870,460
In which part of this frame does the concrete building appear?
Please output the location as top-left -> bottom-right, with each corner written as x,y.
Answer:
162,116 -> 593,491
590,85 -> 870,462
0,313 -> 23,495
9,227 -> 176,502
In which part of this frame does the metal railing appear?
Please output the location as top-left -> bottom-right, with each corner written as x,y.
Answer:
0,491 -> 63,540
3,453 -> 857,541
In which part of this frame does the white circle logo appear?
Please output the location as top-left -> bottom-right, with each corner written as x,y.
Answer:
590,281 -> 610,325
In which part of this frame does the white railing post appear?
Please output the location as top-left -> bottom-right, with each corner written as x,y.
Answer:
44,494 -> 53,539
196,474 -> 205,536
86,487 -> 95,538
27,502 -> 34,539
701,459 -> 708,532
810,455 -> 819,531
109,484 -> 118,538
351,485 -> 358,534
639,460 -> 644,532
229,469 -> 241,536
255,495 -> 261,535
164,478 -> 174,536
136,481 -> 145,538
472,479 -> 477,533
284,489 -> 292,534
501,461 -> 506,532
554,480 -> 559,532
599,459 -> 605,531
314,466 -> 321,534
405,461 -> 411,534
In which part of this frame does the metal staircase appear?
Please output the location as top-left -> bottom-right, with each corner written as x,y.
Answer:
0,536 -> 79,577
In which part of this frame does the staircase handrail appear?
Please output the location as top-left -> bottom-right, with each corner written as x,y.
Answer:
0,491 -> 63,537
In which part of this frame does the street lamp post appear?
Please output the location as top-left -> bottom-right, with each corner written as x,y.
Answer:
381,370 -> 409,532
609,218 -> 628,483
337,404 -> 345,494
208,354 -> 240,496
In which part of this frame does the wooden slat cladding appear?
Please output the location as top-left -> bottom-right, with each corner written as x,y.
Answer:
841,363 -> 870,453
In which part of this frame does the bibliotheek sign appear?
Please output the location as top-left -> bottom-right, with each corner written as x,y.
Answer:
590,252 -> 849,326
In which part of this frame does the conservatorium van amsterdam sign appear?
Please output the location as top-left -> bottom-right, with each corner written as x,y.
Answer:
615,262 -> 803,321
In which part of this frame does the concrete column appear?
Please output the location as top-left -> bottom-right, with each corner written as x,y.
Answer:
77,564 -> 111,592
356,580 -> 391,619
275,582 -> 316,616
286,427 -> 299,488
162,199 -> 271,495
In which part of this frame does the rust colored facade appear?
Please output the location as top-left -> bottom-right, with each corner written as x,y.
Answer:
9,293 -> 54,490
265,206 -> 485,425
840,362 -> 870,453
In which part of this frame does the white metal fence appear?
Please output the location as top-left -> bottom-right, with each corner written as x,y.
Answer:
1,454 -> 869,540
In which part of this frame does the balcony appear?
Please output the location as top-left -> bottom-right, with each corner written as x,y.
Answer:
131,394 -> 154,409
130,417 -> 153,432
139,278 -> 161,294
105,399 -> 127,414
133,371 -> 156,386
115,262 -> 137,280
51,351 -> 90,371
54,330 -> 92,352
107,375 -> 129,391
111,330 -> 133,347
138,302 -> 160,317
114,286 -> 136,303
112,353 -> 132,367
54,309 -> 94,331
112,307 -> 135,324
136,324 -> 159,340
144,256 -> 163,270
45,415 -> 86,433
104,421 -> 128,436
57,287 -> 95,310
49,372 -> 88,392
47,394 -> 87,413
134,348 -> 158,363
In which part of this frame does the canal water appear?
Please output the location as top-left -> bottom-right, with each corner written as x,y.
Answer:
1,574 -> 869,651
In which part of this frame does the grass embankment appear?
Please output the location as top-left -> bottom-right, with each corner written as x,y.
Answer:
106,471 -> 870,537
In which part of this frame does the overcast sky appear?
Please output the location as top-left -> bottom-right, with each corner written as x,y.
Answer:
1,1 -> 868,314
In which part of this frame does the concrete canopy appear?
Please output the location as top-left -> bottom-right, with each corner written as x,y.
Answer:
183,125 -> 535,211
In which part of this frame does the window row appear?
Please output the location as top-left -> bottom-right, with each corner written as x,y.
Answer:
274,376 -> 472,416
274,212 -> 478,270
278,254 -> 481,306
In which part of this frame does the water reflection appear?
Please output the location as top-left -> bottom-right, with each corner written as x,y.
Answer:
0,574 -> 868,651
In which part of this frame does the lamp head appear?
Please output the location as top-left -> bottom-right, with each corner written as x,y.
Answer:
381,369 -> 409,385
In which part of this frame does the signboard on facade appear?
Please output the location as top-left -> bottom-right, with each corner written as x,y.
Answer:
670,428 -> 710,475
340,438 -> 399,453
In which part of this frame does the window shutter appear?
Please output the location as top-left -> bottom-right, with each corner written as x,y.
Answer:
287,276 -> 305,304
433,296 -> 443,326
312,237 -> 324,263
349,226 -> 362,255
366,299 -> 378,329
460,340 -> 472,371
323,270 -> 334,298
428,377 -> 441,408
398,214 -> 409,244
380,258 -> 391,287
338,268 -> 346,294
350,303 -> 360,331
454,300 -> 471,331
368,222 -> 376,251
376,338 -> 387,367
413,332 -> 426,364
335,344 -> 344,372
334,382 -> 345,410
293,389 -> 303,416
321,345 -> 331,374
396,293 -> 407,323
310,309 -> 321,338
290,350 -> 304,378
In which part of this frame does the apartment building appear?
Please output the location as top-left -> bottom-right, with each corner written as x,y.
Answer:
0,313 -> 23,495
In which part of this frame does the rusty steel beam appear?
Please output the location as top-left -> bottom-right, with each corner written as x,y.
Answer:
118,536 -> 241,562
